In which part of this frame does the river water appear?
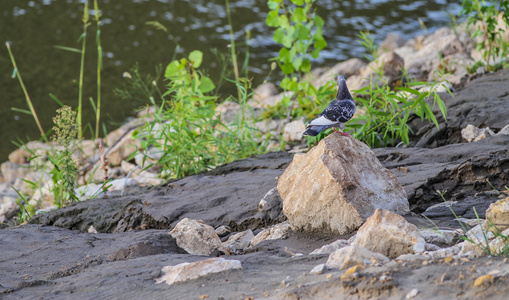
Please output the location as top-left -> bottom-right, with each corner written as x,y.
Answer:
0,0 -> 461,162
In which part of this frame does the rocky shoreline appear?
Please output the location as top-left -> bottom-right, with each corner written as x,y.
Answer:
2,20 -> 509,300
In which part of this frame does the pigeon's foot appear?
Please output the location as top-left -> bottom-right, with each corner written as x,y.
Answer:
333,128 -> 350,137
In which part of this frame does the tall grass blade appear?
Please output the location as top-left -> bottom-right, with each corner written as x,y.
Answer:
78,1 -> 90,140
5,42 -> 47,141
94,0 -> 102,139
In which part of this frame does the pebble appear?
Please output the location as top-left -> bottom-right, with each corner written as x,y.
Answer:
474,275 -> 494,287
405,288 -> 419,299
309,264 -> 326,275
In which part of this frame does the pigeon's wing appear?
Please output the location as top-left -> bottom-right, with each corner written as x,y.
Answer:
318,99 -> 356,123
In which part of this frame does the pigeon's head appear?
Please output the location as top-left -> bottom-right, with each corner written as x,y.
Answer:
336,75 -> 353,101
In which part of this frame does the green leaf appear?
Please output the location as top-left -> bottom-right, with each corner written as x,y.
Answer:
281,62 -> 295,74
199,76 -> 215,93
300,58 -> 311,72
189,50 -> 203,68
273,28 -> 285,44
267,0 -> 281,10
290,0 -> 304,5
266,10 -> 280,27
315,16 -> 325,28
278,48 -> 291,62
291,7 -> 307,23
292,57 -> 303,70
295,23 -> 310,40
396,87 -> 420,96
165,60 -> 180,78
435,93 -> 447,121
313,38 -> 327,50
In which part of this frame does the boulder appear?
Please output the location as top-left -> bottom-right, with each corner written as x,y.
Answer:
169,218 -> 223,255
252,82 -> 279,103
155,257 -> 243,285
248,91 -> 293,109
1,161 -> 32,184
352,209 -> 426,259
379,33 -> 405,54
325,245 -> 390,270
7,141 -> 54,165
283,119 -> 306,142
277,135 -> 408,235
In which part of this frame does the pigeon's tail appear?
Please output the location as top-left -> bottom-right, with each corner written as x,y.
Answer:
303,125 -> 330,136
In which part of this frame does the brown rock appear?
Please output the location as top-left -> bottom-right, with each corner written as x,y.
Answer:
169,218 -> 223,256
485,197 -> 509,232
277,135 -> 408,235
353,209 -> 425,259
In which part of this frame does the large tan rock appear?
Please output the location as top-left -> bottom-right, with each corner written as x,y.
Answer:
155,258 -> 242,285
485,197 -> 509,232
277,135 -> 408,235
352,209 -> 425,259
169,218 -> 223,256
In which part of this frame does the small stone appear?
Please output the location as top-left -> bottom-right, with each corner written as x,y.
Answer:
155,258 -> 242,285
405,288 -> 419,299
344,265 -> 364,275
215,225 -> 231,237
309,264 -> 326,275
326,245 -> 390,270
88,226 -> 98,234
461,124 -> 495,142
473,275 -> 494,287
444,256 -> 453,264
250,221 -> 292,247
353,209 -> 426,259
310,239 -> 349,255
222,229 -> 254,253
282,119 -> 306,142
170,218 -> 223,256
496,124 -> 509,136
280,275 -> 293,287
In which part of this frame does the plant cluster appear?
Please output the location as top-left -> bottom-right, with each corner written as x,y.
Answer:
461,0 -> 509,72
133,50 -> 263,179
49,106 -> 79,207
264,0 -> 336,126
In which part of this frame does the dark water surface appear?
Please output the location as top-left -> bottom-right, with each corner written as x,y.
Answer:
0,0 -> 461,162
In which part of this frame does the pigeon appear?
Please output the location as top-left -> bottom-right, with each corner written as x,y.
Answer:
303,75 -> 356,137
